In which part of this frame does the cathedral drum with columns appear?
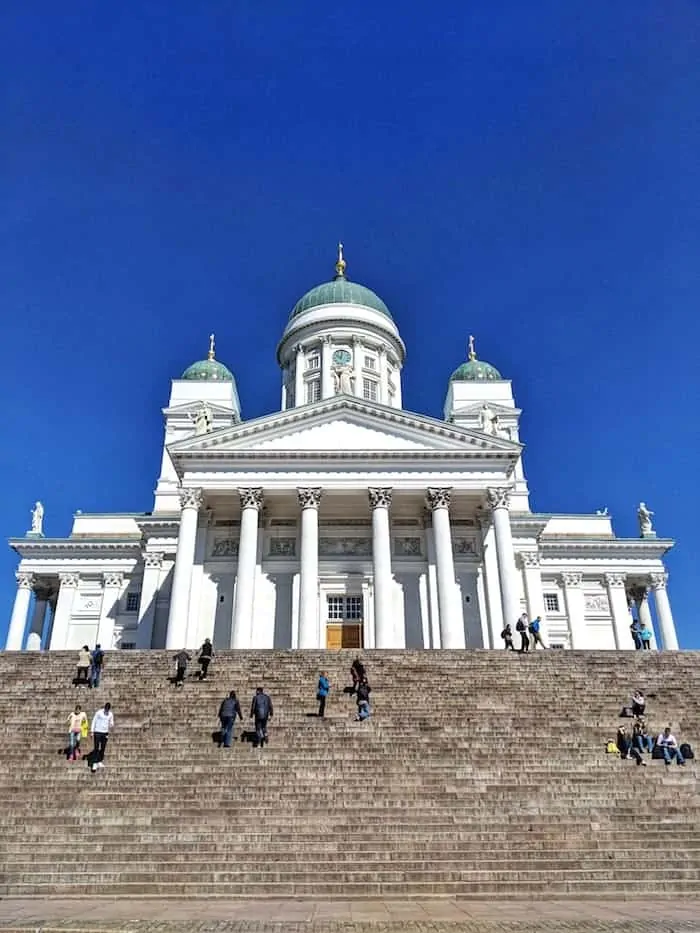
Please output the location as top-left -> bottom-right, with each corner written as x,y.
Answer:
6,248 -> 680,652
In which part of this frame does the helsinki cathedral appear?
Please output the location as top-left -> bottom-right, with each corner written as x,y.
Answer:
6,247 -> 679,652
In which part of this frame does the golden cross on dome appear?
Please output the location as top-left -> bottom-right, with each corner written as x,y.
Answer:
335,242 -> 347,278
208,333 -> 216,361
468,334 -> 477,361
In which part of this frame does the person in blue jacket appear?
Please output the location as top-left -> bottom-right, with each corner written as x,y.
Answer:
317,671 -> 330,718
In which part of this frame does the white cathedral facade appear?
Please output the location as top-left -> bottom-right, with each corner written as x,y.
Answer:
6,249 -> 679,653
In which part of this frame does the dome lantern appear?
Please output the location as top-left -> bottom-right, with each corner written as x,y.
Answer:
450,335 -> 502,382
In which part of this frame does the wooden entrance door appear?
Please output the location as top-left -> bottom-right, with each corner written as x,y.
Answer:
326,623 -> 363,649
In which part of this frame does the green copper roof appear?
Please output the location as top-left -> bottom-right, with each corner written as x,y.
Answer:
290,276 -> 392,320
181,336 -> 234,382
181,358 -> 234,381
450,359 -> 502,382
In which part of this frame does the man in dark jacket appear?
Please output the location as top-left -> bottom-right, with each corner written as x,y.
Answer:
356,679 -> 372,721
351,658 -> 366,694
218,691 -> 242,748
174,650 -> 191,687
198,639 -> 213,680
250,687 -> 273,748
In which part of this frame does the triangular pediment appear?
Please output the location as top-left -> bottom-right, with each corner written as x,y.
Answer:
168,397 -> 520,458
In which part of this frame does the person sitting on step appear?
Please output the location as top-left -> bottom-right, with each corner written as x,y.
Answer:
616,725 -> 645,765
656,726 -> 686,766
631,690 -> 646,718
633,718 -> 653,755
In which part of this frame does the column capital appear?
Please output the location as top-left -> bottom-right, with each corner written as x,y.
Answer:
426,487 -> 452,510
486,487 -> 511,511
16,572 -> 34,589
239,487 -> 264,511
368,487 -> 393,509
143,551 -> 164,570
59,572 -> 80,588
320,334 -> 333,346
517,552 -> 540,569
560,571 -> 582,588
351,335 -> 361,347
649,571 -> 668,590
179,486 -> 203,511
604,573 -> 627,589
297,487 -> 322,510
103,572 -> 124,588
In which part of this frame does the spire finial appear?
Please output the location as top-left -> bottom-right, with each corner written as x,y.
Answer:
208,333 -> 216,361
335,242 -> 347,278
468,335 -> 477,361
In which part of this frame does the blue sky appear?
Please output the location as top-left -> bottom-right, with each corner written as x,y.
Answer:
1,1 -> 698,647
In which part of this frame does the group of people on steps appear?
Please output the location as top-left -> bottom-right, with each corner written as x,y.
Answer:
501,613 -> 546,652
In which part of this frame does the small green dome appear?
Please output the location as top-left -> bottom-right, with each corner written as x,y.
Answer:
450,339 -> 502,381
181,358 -> 234,381
181,335 -> 234,381
290,246 -> 392,320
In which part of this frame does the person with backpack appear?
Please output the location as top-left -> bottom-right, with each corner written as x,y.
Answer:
515,615 -> 530,653
528,616 -> 546,649
656,727 -> 685,766
250,686 -> 273,748
355,679 -> 372,721
198,639 -> 213,680
173,650 -> 191,687
316,671 -> 330,718
500,624 -> 515,651
218,691 -> 242,748
89,645 -> 105,689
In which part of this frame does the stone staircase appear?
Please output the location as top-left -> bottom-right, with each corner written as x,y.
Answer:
0,650 -> 699,899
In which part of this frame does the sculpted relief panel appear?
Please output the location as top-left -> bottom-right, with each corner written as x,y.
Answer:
319,537 -> 372,557
584,593 -> 610,614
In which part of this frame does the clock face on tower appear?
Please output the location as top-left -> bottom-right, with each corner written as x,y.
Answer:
333,349 -> 352,366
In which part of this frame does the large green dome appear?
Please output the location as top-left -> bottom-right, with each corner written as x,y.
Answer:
450,339 -> 502,382
181,335 -> 234,382
290,245 -> 392,320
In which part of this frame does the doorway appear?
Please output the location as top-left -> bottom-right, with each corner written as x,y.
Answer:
325,594 -> 364,649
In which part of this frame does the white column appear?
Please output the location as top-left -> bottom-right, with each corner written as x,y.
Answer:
352,337 -> 363,401
394,368 -> 403,408
604,573 -> 630,649
294,344 -> 304,408
560,572 -> 585,649
136,553 -> 164,648
369,487 -> 394,648
6,572 -> 34,650
486,487 -> 521,632
280,374 -> 287,411
26,586 -> 50,650
320,337 -> 333,399
519,552 -> 547,642
477,513 -> 504,648
297,487 -> 322,648
427,487 -> 465,649
378,345 -> 389,404
650,573 -> 678,649
165,487 -> 203,650
231,487 -> 263,648
50,573 -> 80,649
96,572 -> 124,649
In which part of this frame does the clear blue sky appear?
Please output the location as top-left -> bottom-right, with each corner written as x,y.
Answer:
1,1 -> 698,647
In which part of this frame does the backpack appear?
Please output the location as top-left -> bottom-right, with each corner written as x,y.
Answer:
500,629 -> 510,640
606,741 -> 619,755
680,742 -> 694,760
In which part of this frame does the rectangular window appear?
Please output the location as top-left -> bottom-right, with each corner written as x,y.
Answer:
550,643 -> 566,650
306,355 -> 320,371
306,379 -> 321,403
327,595 -> 364,621
362,378 -> 378,401
125,592 -> 140,613
120,642 -> 136,650
364,355 -> 376,370
544,593 -> 560,613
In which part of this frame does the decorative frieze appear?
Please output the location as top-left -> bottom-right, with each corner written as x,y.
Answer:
426,487 -> 451,510
211,538 -> 239,558
486,487 -> 511,511
394,537 -> 422,557
319,537 -> 372,557
269,537 -> 296,557
179,487 -> 203,511
297,487 -> 322,510
584,593 -> 610,614
368,488 -> 392,509
452,538 -> 476,556
239,488 -> 264,511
